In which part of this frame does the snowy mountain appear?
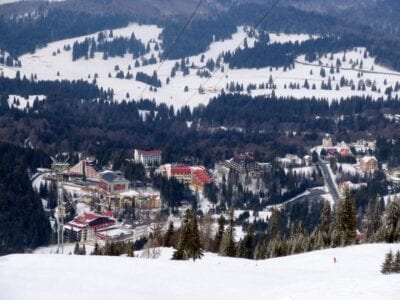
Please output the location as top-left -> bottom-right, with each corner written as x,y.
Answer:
1,243 -> 400,299
4,22 -> 399,109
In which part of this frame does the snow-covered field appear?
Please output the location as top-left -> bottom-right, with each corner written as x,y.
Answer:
1,243 -> 400,299
2,23 -> 400,109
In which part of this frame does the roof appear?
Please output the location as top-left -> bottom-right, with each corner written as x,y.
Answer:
100,171 -> 127,183
361,156 -> 377,163
193,169 -> 212,185
137,149 -> 162,156
171,166 -> 191,175
68,212 -> 115,229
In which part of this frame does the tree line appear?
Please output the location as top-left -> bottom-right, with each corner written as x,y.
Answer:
0,142 -> 51,255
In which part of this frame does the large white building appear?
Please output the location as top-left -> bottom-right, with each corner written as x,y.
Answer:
134,149 -> 162,167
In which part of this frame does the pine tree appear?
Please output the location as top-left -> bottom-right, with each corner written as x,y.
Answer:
320,201 -> 331,234
172,210 -> 203,261
237,239 -> 246,258
254,236 -> 267,260
393,251 -> 400,273
163,221 -> 175,247
268,209 -> 281,239
213,215 -> 225,252
385,199 -> 400,243
243,223 -> 255,259
187,211 -> 203,260
219,210 -> 236,257
334,188 -> 357,246
381,250 -> 394,274
366,197 -> 382,241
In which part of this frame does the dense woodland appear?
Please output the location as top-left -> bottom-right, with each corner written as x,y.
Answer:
72,32 -> 147,61
1,77 -> 400,166
225,34 -> 367,69
0,142 -> 51,255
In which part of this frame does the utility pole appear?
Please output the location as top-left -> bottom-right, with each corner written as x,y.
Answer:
56,177 -> 64,254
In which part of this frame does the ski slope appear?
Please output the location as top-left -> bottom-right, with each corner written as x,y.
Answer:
2,23 -> 400,108
1,243 -> 400,300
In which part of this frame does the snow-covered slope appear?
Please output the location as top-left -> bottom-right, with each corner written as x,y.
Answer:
3,23 -> 400,108
1,243 -> 400,299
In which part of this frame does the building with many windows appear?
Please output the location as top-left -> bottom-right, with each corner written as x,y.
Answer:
134,149 -> 162,167
64,212 -> 116,242
156,164 -> 212,190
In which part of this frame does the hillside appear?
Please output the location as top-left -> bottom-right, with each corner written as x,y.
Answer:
1,244 -> 400,299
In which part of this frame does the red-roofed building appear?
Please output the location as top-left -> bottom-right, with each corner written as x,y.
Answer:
171,166 -> 192,185
192,167 -> 212,190
64,212 -> 116,242
134,149 -> 162,167
156,164 -> 212,190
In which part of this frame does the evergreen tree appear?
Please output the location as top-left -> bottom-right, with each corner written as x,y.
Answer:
173,210 -> 203,261
187,212 -> 203,260
219,210 -> 236,257
254,235 -> 267,260
268,209 -> 281,240
333,188 -> 357,246
243,223 -> 255,259
366,197 -> 382,240
393,250 -> 400,273
237,239 -> 246,258
320,201 -> 331,234
385,199 -> 400,243
163,221 -> 175,247
213,215 -> 225,252
381,250 -> 394,274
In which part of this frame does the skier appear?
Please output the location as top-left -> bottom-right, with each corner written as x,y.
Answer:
333,257 -> 337,263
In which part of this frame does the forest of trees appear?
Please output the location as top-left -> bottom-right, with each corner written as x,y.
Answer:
2,74 -> 400,169
72,32 -> 147,61
0,142 -> 51,255
135,71 -> 162,88
0,9 -> 132,58
146,189 -> 400,261
225,34 -> 367,69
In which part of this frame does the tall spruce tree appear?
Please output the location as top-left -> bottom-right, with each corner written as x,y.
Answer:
219,210 -> 236,257
243,223 -> 255,259
334,188 -> 357,246
393,250 -> 400,273
163,221 -> 175,247
381,250 -> 394,274
254,235 -> 267,260
385,199 -> 400,243
213,215 -> 225,252
172,210 -> 203,261
366,197 -> 382,240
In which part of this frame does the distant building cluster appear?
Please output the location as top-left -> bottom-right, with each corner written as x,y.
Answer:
156,164 -> 212,190
64,212 -> 149,245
